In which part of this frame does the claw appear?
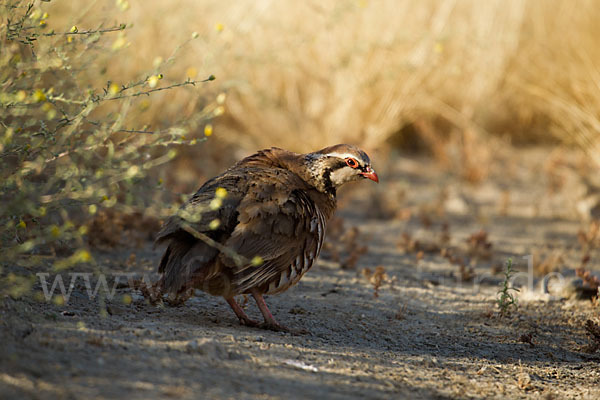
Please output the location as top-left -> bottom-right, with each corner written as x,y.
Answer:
239,317 -> 261,327
259,321 -> 288,332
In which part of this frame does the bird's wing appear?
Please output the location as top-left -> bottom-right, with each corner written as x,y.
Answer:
156,147 -> 301,246
155,172 -> 247,246
220,172 -> 325,293
154,171 -> 251,295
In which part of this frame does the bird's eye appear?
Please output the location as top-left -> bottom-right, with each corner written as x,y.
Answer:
345,158 -> 359,168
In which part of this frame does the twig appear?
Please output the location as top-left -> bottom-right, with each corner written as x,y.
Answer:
103,77 -> 215,102
180,223 -> 248,268
41,24 -> 128,37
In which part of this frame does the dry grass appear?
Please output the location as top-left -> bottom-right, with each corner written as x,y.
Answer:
43,0 -> 600,163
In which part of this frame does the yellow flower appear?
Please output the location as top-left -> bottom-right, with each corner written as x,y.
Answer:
215,22 -> 224,32
76,249 -> 92,262
186,67 -> 197,79
209,198 -> 222,210
112,33 -> 127,51
139,99 -> 150,111
148,75 -> 160,88
215,187 -> 227,199
116,0 -> 130,11
50,225 -> 60,237
108,83 -> 120,96
251,256 -> 263,266
204,124 -> 213,136
32,89 -> 46,102
17,220 -> 26,229
209,219 -> 220,230
70,25 -> 78,33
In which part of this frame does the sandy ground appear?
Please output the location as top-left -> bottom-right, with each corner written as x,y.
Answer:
2,148 -> 600,399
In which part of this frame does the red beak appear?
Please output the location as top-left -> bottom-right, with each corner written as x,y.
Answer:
360,167 -> 379,183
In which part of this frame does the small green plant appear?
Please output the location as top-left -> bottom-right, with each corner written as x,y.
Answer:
497,258 -> 519,316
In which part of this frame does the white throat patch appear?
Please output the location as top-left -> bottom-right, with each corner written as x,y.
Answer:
329,166 -> 360,187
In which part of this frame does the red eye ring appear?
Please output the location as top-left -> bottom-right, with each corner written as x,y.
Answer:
345,157 -> 359,168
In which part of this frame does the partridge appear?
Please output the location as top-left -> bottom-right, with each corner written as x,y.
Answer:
155,144 -> 378,331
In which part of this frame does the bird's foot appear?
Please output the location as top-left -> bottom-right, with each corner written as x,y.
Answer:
226,297 -> 261,327
258,321 -> 288,332
249,290 -> 309,335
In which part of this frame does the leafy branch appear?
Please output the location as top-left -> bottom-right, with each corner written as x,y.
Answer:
0,2 -> 218,269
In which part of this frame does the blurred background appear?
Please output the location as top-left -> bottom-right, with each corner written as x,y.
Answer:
46,0 -> 600,189
4,0 -> 600,254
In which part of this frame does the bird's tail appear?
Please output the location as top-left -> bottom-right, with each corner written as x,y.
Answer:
156,235 -> 220,299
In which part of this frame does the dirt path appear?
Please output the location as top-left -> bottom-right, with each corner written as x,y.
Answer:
2,149 -> 600,399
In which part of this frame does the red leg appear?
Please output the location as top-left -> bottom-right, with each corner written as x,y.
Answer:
225,297 -> 259,327
250,289 -> 289,332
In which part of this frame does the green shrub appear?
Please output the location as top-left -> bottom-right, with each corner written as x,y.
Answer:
0,1 -> 216,279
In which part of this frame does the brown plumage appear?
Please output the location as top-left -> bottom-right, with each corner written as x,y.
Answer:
155,144 -> 378,331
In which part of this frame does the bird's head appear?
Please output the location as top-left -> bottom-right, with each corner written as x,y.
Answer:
304,144 -> 378,194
